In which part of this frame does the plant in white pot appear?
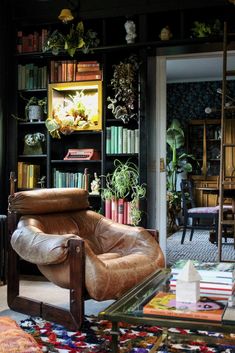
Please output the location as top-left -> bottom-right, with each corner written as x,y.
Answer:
12,95 -> 47,122
101,159 -> 146,226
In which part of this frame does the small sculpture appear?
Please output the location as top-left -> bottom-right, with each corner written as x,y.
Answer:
176,260 -> 202,304
23,132 -> 45,155
159,26 -> 172,41
90,172 -> 100,195
124,20 -> 137,44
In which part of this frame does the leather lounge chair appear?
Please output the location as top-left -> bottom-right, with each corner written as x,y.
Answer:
7,185 -> 165,330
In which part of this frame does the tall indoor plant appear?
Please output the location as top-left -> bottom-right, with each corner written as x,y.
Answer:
166,119 -> 197,232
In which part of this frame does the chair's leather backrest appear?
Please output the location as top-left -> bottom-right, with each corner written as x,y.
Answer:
8,188 -> 90,215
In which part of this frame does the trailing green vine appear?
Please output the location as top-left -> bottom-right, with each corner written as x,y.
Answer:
107,55 -> 141,123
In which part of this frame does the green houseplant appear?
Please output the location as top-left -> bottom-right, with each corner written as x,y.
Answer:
101,159 -> 146,226
107,55 -> 140,123
43,21 -> 100,57
166,119 -> 197,232
12,95 -> 47,122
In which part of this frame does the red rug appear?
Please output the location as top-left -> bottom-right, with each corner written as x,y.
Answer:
20,316 -> 235,353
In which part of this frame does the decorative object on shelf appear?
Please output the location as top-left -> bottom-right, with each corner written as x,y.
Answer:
43,21 -> 100,57
58,8 -> 74,23
124,20 -> 137,44
191,19 -> 222,38
166,119 -> 197,233
23,132 -> 45,155
107,55 -> 140,123
25,96 -> 47,122
11,95 -> 47,122
101,159 -> 146,226
38,175 -> 46,188
46,81 -> 102,138
176,260 -> 202,304
64,148 -> 100,160
90,172 -> 101,195
159,26 -> 172,40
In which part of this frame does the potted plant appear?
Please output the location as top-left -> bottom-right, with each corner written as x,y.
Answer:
25,96 -> 47,122
166,119 -> 197,232
101,159 -> 146,226
12,95 -> 47,122
43,21 -> 100,57
107,55 -> 140,123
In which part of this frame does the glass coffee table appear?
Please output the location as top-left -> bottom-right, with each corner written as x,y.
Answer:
98,269 -> 235,353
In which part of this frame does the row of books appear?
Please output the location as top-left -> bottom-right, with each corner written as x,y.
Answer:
17,162 -> 40,189
104,199 -> 135,225
17,28 -> 48,53
53,169 -> 91,191
18,64 -> 47,90
50,60 -> 102,83
106,127 -> 139,154
170,259 -> 235,298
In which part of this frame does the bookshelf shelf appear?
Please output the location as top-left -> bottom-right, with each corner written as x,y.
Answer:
18,154 -> 47,158
18,121 -> 45,126
51,160 -> 102,164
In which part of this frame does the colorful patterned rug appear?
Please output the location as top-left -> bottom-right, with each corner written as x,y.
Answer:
20,316 -> 235,353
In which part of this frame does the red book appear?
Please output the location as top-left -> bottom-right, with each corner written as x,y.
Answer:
75,70 -> 102,81
111,199 -> 118,222
143,291 -> 226,322
117,198 -> 124,224
123,200 -> 128,224
105,199 -> 111,219
17,31 -> 23,53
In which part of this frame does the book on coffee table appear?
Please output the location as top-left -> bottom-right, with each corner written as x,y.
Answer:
171,260 -> 235,279
143,291 -> 227,321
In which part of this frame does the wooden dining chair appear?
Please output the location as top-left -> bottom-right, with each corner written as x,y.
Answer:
180,179 -> 220,244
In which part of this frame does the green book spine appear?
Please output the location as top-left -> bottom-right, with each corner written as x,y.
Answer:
117,126 -> 123,154
114,126 -> 118,154
130,129 -> 135,153
122,128 -> 128,154
111,126 -> 115,154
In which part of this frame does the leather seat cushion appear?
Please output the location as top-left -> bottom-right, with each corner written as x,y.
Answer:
38,217 -> 165,301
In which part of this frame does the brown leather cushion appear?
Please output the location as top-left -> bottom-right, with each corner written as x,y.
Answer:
37,216 -> 165,300
0,317 -> 42,352
8,188 -> 89,214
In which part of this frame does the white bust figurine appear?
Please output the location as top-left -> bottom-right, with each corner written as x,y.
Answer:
124,20 -> 137,44
90,173 -> 100,195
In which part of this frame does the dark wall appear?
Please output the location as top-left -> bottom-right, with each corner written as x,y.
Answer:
11,0 -> 229,23
0,0 -> 9,213
167,80 -> 235,129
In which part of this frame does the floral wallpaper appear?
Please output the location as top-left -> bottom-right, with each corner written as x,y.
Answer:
167,80 -> 235,129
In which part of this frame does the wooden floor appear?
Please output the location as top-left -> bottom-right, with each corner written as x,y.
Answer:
0,277 -> 113,323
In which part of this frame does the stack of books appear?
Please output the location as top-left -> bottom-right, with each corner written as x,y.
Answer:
170,260 -> 235,299
50,60 -> 102,83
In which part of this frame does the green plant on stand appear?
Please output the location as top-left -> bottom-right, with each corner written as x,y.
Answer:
101,159 -> 146,226
166,119 -> 197,233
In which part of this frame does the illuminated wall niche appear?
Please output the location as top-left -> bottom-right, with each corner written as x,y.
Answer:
48,81 -> 102,133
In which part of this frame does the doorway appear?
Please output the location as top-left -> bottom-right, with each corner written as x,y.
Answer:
147,50 -> 235,264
